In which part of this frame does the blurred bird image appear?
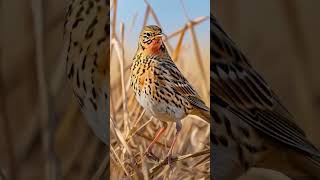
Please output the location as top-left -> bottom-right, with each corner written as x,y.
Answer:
64,0 -> 109,144
130,25 -> 210,163
211,15 -> 320,180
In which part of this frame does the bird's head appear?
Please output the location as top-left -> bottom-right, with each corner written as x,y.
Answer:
138,25 -> 167,55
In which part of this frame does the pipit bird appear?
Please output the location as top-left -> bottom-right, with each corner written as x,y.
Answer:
64,0 -> 109,144
211,15 -> 320,180
130,25 -> 210,162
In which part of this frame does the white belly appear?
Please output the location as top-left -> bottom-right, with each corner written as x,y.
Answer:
135,92 -> 186,122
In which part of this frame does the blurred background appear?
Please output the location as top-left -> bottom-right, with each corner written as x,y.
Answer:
114,0 -> 210,56
1,0 -> 106,179
214,0 -> 320,179
110,0 -> 210,179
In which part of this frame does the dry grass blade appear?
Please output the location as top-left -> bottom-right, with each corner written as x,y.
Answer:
126,117 -> 154,142
31,0 -> 59,179
172,27 -> 187,61
129,12 -> 139,33
125,109 -> 145,141
111,0 -> 118,38
110,146 -> 130,176
140,146 -> 150,179
188,22 -> 209,92
110,87 -> 117,122
180,0 -> 191,21
142,6 -> 151,29
111,38 -> 131,133
143,0 -> 161,28
192,154 -> 210,168
120,22 -> 125,49
133,109 -> 146,128
144,0 -> 161,28
114,82 -> 132,113
111,117 -> 133,156
153,165 -> 171,179
149,149 -> 210,176
166,16 -> 208,40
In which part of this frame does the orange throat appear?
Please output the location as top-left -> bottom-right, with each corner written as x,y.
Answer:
144,40 -> 162,55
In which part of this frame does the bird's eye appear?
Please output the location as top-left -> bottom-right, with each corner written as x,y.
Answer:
145,32 -> 151,36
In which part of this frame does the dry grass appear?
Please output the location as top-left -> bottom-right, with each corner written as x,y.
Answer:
0,1 -> 106,179
110,0 -> 210,179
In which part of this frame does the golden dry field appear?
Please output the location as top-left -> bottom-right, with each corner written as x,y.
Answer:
109,0 -> 210,179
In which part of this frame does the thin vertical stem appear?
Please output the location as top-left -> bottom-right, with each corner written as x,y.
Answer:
281,0 -> 316,134
189,23 -> 209,91
112,0 -> 117,39
142,6 -> 150,28
172,27 -> 187,61
31,0 -> 59,179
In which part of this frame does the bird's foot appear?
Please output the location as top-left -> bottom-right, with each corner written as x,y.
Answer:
143,150 -> 160,162
164,154 -> 177,166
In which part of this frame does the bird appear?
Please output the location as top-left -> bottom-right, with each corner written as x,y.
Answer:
130,25 -> 210,163
64,0 -> 109,144
211,15 -> 320,180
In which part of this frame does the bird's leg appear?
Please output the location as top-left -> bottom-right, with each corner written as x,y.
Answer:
165,121 -> 182,165
144,122 -> 168,161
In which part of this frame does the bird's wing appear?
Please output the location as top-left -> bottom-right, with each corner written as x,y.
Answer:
158,58 -> 209,112
64,0 -> 109,143
210,15 -> 320,157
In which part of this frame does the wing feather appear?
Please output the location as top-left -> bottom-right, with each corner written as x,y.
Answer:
158,59 -> 209,112
211,15 -> 319,157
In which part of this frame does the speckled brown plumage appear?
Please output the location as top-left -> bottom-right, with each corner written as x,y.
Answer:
130,25 -> 210,162
64,0 -> 109,144
211,15 -> 320,180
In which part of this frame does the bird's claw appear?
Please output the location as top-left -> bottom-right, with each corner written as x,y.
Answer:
144,151 -> 160,162
164,154 -> 176,165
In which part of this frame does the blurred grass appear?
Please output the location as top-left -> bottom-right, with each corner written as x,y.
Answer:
215,0 -> 320,180
1,0 -> 106,179
110,0 -> 210,179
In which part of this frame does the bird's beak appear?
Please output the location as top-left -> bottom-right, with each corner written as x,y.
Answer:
154,33 -> 164,40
